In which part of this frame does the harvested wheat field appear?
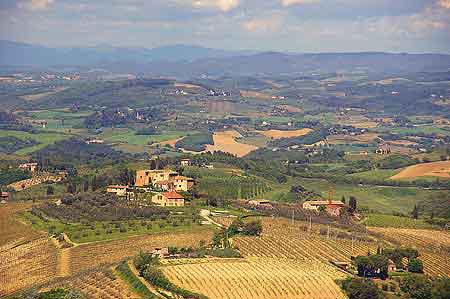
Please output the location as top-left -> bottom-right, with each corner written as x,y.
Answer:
391,161 -> 450,179
205,130 -> 258,157
257,128 -> 312,140
163,257 -> 347,299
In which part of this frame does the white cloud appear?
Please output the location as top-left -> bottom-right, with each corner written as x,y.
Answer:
190,0 -> 240,12
280,0 -> 320,6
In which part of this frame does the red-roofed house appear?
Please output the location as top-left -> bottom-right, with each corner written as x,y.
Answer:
152,191 -> 185,207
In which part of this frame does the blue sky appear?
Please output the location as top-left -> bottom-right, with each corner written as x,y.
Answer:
1,0 -> 449,53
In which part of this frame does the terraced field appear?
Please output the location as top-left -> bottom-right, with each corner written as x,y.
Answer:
163,258 -> 347,299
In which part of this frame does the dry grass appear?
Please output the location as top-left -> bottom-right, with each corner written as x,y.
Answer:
390,161 -> 450,179
256,128 -> 312,140
205,130 -> 258,157
163,257 -> 347,299
328,133 -> 379,144
276,104 -> 303,113
0,202 -> 40,246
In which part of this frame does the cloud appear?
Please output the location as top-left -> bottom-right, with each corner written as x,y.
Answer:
190,0 -> 240,12
281,0 -> 320,6
242,13 -> 285,33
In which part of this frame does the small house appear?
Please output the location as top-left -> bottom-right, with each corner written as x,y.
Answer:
248,199 -> 274,209
1,192 -> 9,201
376,145 -> 391,155
388,259 -> 397,272
18,162 -> 38,172
152,247 -> 169,258
152,191 -> 184,207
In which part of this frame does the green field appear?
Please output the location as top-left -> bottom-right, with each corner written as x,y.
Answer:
362,213 -> 433,229
0,129 -> 72,155
22,211 -> 211,244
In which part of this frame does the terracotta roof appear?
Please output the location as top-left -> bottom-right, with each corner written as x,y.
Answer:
162,191 -> 184,199
155,180 -> 170,185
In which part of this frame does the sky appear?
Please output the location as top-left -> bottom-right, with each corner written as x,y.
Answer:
0,0 -> 450,53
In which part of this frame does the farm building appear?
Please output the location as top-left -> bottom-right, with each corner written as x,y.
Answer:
135,169 -> 178,187
152,247 -> 169,258
106,185 -> 129,196
180,159 -> 191,166
376,144 -> 391,155
152,191 -> 185,207
18,162 -> 38,172
303,200 -> 345,216
173,176 -> 195,192
248,199 -> 273,209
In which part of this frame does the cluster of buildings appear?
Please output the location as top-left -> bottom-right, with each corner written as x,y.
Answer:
107,169 -> 195,207
302,199 -> 345,217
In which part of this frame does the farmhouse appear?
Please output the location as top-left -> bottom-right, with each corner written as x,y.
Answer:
151,191 -> 185,207
106,185 -> 128,196
18,162 -> 38,172
180,158 -> 191,166
135,169 -> 178,187
303,200 -> 345,216
376,144 -> 391,155
173,176 -> 195,192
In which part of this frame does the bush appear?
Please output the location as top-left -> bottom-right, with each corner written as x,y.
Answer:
400,274 -> 432,299
408,259 -> 424,273
341,277 -> 384,299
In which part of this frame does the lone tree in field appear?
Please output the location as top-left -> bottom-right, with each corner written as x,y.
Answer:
349,196 -> 357,212
46,185 -> 54,196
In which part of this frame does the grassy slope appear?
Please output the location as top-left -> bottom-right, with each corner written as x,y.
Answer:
0,129 -> 71,155
362,214 -> 433,229
262,177 -> 441,214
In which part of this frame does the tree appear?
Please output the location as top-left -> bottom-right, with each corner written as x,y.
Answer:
46,185 -> 54,196
83,180 -> 89,192
412,204 -> 419,219
67,183 -> 76,194
400,274 -> 432,299
91,175 -> 98,191
431,277 -> 450,299
341,196 -> 346,204
341,277 -> 384,299
349,196 -> 357,212
408,259 -> 424,273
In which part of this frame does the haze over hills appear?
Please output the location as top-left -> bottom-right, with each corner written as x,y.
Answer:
2,40 -> 450,77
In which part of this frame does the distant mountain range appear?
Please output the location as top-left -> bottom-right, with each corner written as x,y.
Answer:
1,40 -> 450,76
